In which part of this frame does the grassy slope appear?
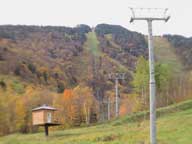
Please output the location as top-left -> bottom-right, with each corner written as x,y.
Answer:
1,100 -> 192,144
104,34 -> 129,72
85,31 -> 101,57
84,31 -> 128,73
154,36 -> 183,72
65,31 -> 101,82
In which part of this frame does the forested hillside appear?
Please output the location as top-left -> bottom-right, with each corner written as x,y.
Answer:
95,24 -> 147,69
164,34 -> 192,69
0,25 -> 91,90
0,24 -> 192,136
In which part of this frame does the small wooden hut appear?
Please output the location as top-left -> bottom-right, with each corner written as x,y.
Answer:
32,105 -> 60,136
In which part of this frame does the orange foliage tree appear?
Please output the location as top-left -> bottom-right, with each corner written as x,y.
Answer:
55,85 -> 97,127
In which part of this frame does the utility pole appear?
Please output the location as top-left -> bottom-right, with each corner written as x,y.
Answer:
109,73 -> 125,117
129,8 -> 170,144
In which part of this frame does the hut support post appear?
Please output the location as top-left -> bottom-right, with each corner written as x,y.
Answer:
45,125 -> 49,136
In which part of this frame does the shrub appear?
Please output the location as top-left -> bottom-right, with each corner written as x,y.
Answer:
0,80 -> 6,89
11,80 -> 25,94
57,82 -> 65,93
14,66 -> 21,76
27,63 -> 36,74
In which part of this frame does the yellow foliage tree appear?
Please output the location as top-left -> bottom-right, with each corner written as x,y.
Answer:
15,98 -> 26,132
73,85 -> 96,125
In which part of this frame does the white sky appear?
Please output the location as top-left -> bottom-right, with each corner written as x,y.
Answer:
0,0 -> 191,37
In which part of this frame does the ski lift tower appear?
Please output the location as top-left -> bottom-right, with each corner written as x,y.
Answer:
109,73 -> 125,118
129,8 -> 170,144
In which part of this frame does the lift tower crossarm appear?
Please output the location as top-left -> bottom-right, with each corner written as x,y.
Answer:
130,16 -> 170,23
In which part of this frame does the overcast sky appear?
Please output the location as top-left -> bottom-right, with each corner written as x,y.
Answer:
0,0 -> 191,37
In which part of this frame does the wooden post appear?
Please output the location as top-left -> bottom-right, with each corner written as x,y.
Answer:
45,125 -> 49,136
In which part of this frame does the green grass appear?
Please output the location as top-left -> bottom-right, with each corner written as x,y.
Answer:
85,32 -> 101,57
1,100 -> 192,144
84,32 -> 128,73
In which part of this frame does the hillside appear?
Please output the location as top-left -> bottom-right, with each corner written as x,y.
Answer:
0,24 -> 147,135
1,24 -> 192,136
0,25 -> 92,90
95,24 -> 148,70
154,36 -> 183,73
1,100 -> 192,144
164,34 -> 192,69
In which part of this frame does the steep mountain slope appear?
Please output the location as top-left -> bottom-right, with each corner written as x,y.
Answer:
0,24 -> 144,95
1,24 -> 192,136
1,24 -> 190,94
164,35 -> 192,69
85,31 -> 101,56
1,100 -> 192,144
95,24 -> 148,70
83,31 -> 131,101
0,25 -> 148,135
0,25 -> 91,91
154,36 -> 183,73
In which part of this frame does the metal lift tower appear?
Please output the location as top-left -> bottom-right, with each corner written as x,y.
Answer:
129,8 -> 170,144
109,73 -> 125,117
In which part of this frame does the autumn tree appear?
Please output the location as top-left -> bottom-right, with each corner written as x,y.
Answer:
132,56 -> 149,110
73,85 -> 97,125
60,89 -> 76,126
15,98 -> 26,133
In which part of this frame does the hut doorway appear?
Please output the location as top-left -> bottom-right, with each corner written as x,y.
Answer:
47,112 -> 52,123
